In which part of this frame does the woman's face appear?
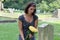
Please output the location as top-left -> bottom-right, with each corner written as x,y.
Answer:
28,6 -> 36,15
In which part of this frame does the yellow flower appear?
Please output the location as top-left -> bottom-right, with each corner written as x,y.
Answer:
29,26 -> 38,32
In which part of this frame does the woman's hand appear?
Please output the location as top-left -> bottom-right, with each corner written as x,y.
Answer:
29,34 -> 33,38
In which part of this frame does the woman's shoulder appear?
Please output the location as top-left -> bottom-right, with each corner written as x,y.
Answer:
33,15 -> 38,20
19,15 -> 23,18
18,15 -> 23,18
34,15 -> 38,18
18,15 -> 24,21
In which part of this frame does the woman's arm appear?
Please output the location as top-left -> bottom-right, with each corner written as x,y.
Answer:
18,20 -> 25,40
29,19 -> 38,38
34,19 -> 38,28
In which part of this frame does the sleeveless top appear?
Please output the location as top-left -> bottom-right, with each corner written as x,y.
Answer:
18,15 -> 38,38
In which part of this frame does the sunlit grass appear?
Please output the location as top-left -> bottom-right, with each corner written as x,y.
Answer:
0,22 -> 19,40
0,12 -> 60,40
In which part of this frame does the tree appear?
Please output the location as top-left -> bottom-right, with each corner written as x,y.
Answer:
37,1 -> 49,13
4,0 -> 38,9
0,0 -> 4,11
49,0 -> 60,12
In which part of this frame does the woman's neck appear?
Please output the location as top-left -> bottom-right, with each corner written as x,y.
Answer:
25,14 -> 33,17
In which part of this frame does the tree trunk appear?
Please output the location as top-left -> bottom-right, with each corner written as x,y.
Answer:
0,1 -> 4,11
0,1 -> 2,11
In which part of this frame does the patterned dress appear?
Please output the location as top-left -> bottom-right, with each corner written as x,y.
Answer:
18,15 -> 38,40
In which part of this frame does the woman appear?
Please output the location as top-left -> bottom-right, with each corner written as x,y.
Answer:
18,2 -> 38,40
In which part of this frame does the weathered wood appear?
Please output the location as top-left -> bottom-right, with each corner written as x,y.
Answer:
38,23 -> 54,40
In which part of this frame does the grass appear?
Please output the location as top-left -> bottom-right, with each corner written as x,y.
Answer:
0,11 -> 52,19
0,20 -> 60,40
0,17 -> 15,20
0,22 -> 19,40
0,11 -> 21,18
0,12 -> 60,40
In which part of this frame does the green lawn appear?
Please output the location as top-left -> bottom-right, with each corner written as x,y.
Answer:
0,21 -> 60,40
0,15 -> 60,40
0,17 -> 15,20
0,22 -> 19,40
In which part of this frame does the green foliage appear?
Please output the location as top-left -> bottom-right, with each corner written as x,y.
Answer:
37,0 -> 60,12
49,0 -> 60,12
37,1 -> 49,12
3,0 -> 37,9
4,0 -> 24,9
3,0 -> 60,12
